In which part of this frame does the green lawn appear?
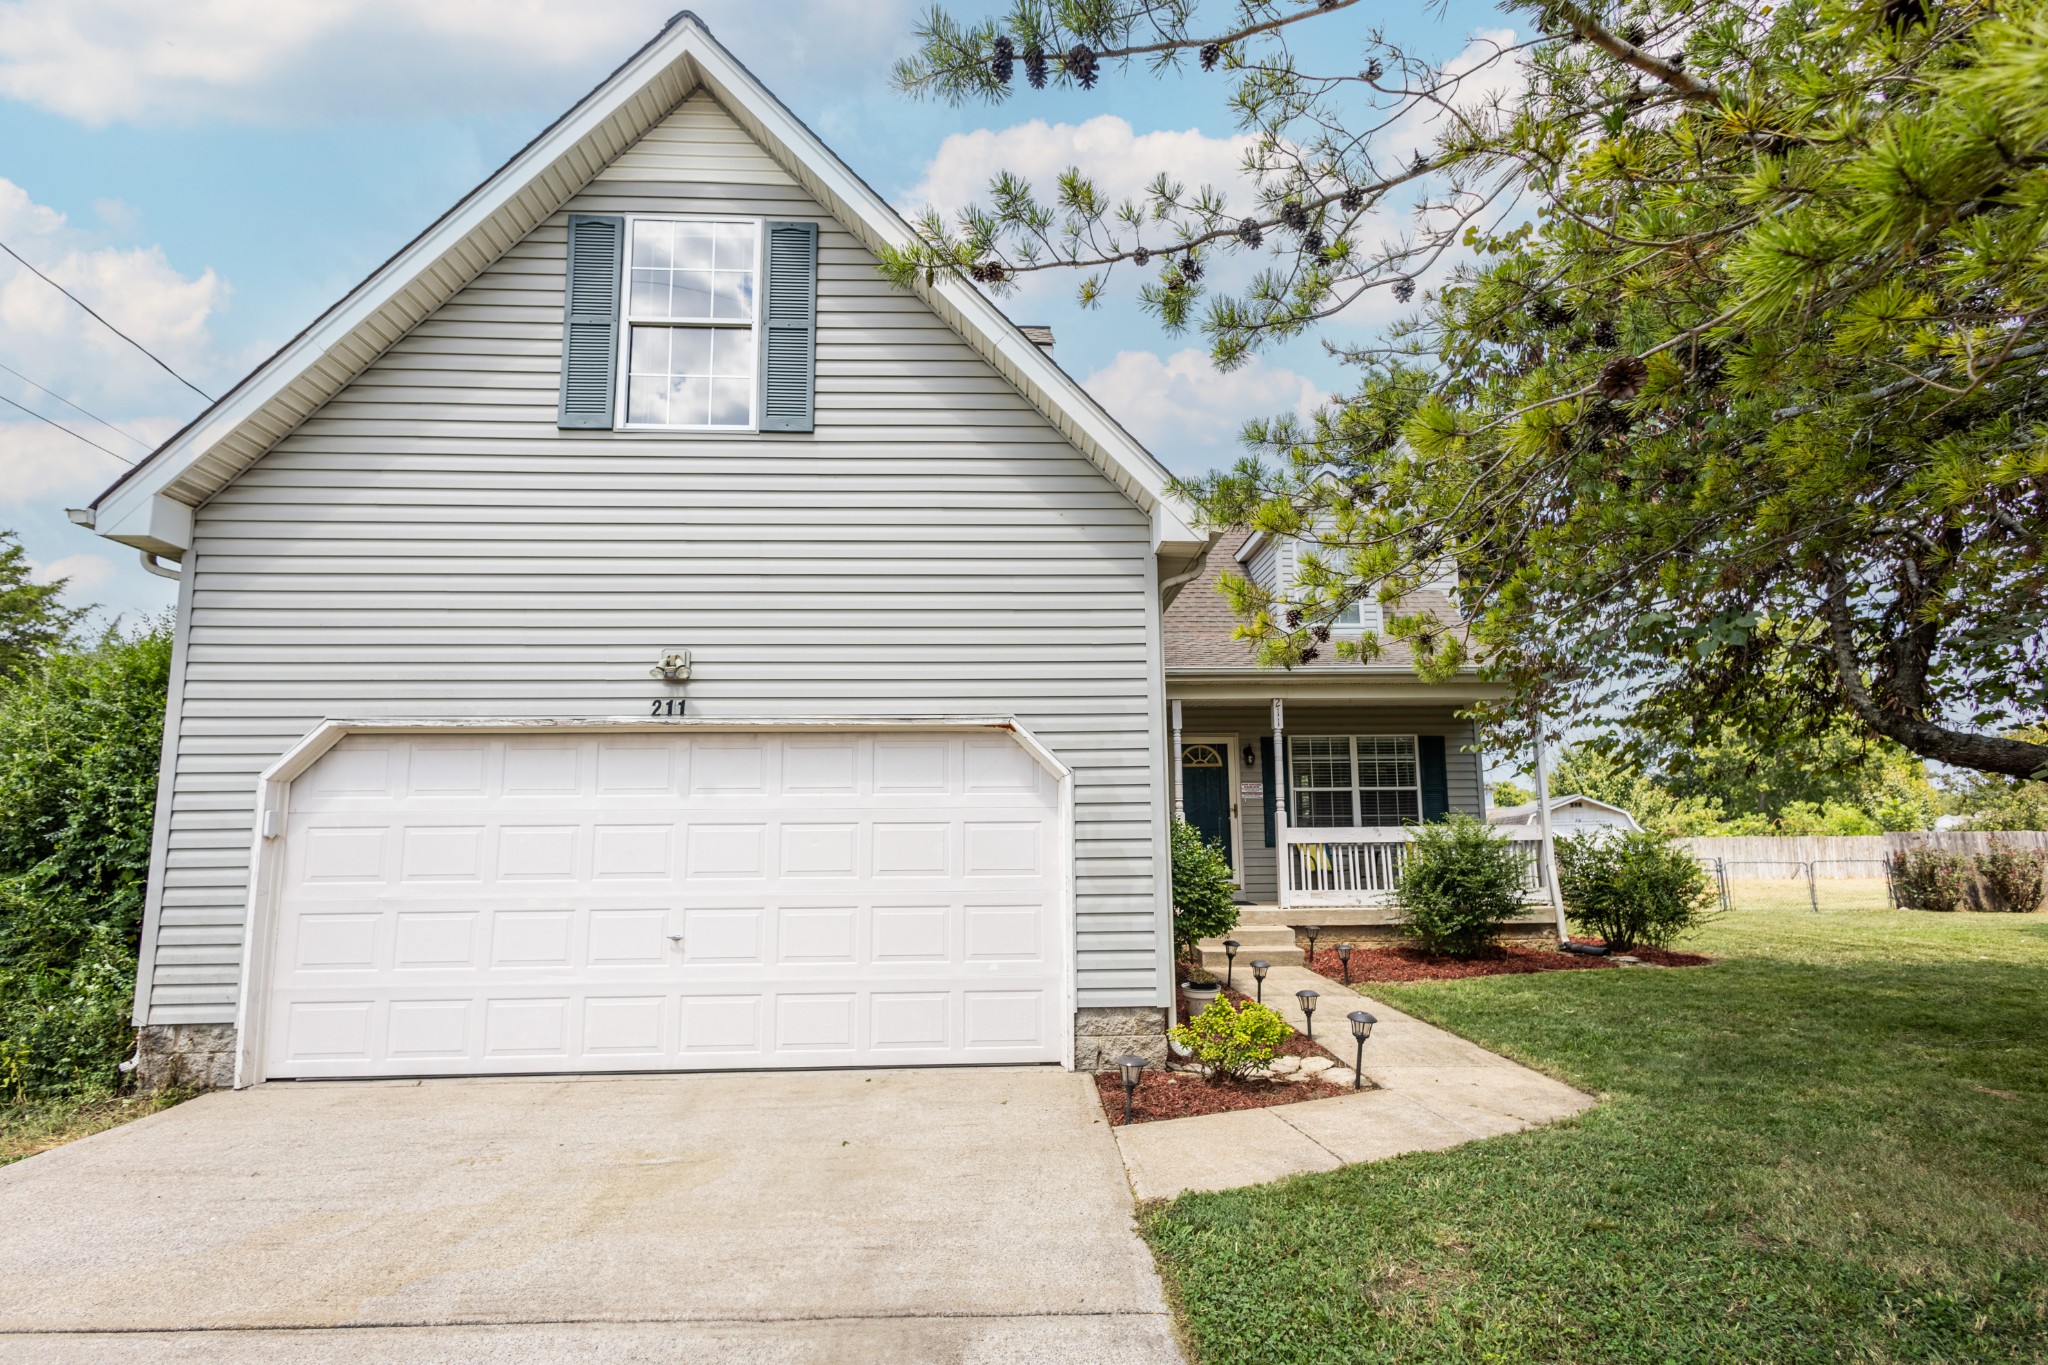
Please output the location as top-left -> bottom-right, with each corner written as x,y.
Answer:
1142,910 -> 2048,1363
1,1090 -> 190,1168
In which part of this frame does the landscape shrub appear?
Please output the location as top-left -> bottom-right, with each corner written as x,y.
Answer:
1394,814 -> 1529,957
1890,849 -> 1971,913
1170,818 -> 1238,970
1978,845 -> 2047,914
1556,829 -> 1716,951
1167,995 -> 1289,1081
0,622 -> 171,1100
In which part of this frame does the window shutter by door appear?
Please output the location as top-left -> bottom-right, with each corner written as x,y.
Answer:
1419,735 -> 1450,822
759,220 -> 818,432
558,214 -> 624,430
1260,738 -> 1277,847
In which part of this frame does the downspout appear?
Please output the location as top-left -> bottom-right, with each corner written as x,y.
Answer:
138,551 -> 181,580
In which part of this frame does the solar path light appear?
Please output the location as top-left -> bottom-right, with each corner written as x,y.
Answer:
1296,988 -> 1319,1042
1335,942 -> 1353,984
1222,939 -> 1240,990
1117,1054 -> 1147,1124
1347,1010 -> 1376,1089
1304,925 -> 1322,966
1250,960 -> 1269,1003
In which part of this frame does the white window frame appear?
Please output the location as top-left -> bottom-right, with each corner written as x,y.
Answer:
1289,733 -> 1421,828
614,213 -> 766,434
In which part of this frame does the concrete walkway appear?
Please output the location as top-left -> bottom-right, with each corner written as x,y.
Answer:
1116,964 -> 1594,1200
0,1068 -> 1180,1363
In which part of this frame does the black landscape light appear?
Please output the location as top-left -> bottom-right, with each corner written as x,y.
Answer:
1335,942 -> 1353,984
1117,1054 -> 1146,1124
1347,1010 -> 1376,1089
1296,988 -> 1319,1042
1251,959 -> 1269,1003
1223,938 -> 1240,989
1304,925 -> 1322,966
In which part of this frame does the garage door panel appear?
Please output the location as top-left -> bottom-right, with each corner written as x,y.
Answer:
263,730 -> 1067,1078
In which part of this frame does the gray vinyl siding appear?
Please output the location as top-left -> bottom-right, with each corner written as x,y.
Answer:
142,94 -> 1162,1025
1167,702 -> 1481,904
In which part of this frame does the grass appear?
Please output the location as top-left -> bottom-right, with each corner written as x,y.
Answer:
1,1089 -> 191,1167
1141,910 -> 2048,1363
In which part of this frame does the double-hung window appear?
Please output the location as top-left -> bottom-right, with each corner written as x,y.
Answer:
1289,735 -> 1420,827
620,217 -> 761,430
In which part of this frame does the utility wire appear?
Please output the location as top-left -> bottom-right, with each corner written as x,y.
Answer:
0,360 -> 152,450
0,237 -> 214,402
0,391 -> 136,465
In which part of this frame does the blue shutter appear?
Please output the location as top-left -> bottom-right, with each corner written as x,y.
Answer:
759,220 -> 818,432
1419,735 -> 1450,822
1260,738 -> 1277,847
558,214 -> 623,430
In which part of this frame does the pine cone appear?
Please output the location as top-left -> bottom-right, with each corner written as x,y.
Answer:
1285,608 -> 1304,629
1237,217 -> 1264,247
1310,624 -> 1331,643
991,35 -> 1014,84
1340,186 -> 1364,212
1410,151 -> 1429,174
1621,23 -> 1647,46
1598,355 -> 1649,401
1067,44 -> 1099,89
1300,645 -> 1321,664
1024,45 -> 1048,88
1392,277 -> 1415,304
1132,247 -> 1150,266
1280,201 -> 1309,233
1200,42 -> 1221,71
1364,58 -> 1383,82
1592,318 -> 1618,348
1182,253 -> 1204,282
1302,228 -> 1323,253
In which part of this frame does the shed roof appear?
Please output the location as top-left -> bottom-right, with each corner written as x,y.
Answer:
86,12 -> 1203,563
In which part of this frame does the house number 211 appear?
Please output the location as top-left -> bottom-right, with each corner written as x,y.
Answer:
649,698 -> 687,717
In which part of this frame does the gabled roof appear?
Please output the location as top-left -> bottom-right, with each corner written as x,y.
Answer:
88,11 -> 1203,560
1487,795 -> 1642,827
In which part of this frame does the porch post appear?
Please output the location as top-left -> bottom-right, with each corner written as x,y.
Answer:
1531,716 -> 1569,941
1169,699 -> 1185,820
1271,698 -> 1289,909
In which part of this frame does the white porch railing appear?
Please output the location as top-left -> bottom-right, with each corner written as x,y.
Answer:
1280,825 -> 1550,908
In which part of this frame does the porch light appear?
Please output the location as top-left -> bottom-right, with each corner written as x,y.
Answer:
1117,1054 -> 1147,1124
1347,1010 -> 1376,1089
1223,938 -> 1240,990
1304,925 -> 1322,965
1251,959 -> 1269,1003
1296,988 -> 1319,1042
1335,943 -> 1353,984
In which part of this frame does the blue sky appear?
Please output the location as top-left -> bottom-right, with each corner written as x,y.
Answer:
0,0 -> 1512,626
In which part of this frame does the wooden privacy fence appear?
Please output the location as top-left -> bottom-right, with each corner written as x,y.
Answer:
1677,832 -> 2048,877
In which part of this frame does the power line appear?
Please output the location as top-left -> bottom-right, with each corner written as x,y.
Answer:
0,237 -> 214,402
0,360 -> 152,450
0,391 -> 136,466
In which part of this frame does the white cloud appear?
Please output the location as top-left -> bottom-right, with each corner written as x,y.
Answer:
904,115 -> 1260,223
0,416 -> 132,500
0,0 -> 919,125
1084,348 -> 1326,472
31,551 -> 116,594
1378,29 -> 1527,162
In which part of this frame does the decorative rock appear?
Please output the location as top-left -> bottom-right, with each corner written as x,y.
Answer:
1325,1068 -> 1357,1087
1268,1055 -> 1301,1076
1296,1056 -> 1333,1076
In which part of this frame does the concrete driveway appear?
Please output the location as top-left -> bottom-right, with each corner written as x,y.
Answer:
0,1068 -> 1180,1363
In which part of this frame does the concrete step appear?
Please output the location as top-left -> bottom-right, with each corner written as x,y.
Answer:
1196,927 -> 1301,971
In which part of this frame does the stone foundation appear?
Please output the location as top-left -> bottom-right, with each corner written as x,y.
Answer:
133,1023 -> 237,1092
1073,1006 -> 1169,1071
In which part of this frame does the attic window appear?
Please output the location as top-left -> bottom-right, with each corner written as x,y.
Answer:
619,217 -> 760,430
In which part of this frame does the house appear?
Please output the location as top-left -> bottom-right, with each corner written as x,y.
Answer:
79,14 -> 1504,1090
1488,795 -> 1643,836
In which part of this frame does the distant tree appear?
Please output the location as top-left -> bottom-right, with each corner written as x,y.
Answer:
0,532 -> 86,680
1943,728 -> 2048,831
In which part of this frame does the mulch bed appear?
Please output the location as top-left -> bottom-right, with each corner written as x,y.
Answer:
1302,941 -> 1713,983
1095,1068 -> 1350,1126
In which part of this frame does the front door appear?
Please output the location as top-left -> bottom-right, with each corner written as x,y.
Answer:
1180,742 -> 1234,869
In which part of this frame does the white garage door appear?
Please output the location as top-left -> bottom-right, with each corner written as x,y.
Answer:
260,729 -> 1067,1078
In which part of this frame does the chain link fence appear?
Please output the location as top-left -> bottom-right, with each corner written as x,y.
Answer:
1697,857 -> 1897,913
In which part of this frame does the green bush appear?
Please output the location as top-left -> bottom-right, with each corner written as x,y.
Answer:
1978,845 -> 2047,914
1170,818 -> 1238,969
0,622 -> 171,1100
1891,849 -> 1971,913
1556,830 -> 1717,951
1394,814 -> 1530,957
1167,995 -> 1289,1082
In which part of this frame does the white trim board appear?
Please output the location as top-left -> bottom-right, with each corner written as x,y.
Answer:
88,12 -> 1203,561
230,715 -> 1078,1087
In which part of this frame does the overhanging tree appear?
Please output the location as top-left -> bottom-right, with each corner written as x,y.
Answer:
893,0 -> 2048,779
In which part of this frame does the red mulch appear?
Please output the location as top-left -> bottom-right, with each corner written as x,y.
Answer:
1094,1068 -> 1351,1126
1302,941 -> 1712,982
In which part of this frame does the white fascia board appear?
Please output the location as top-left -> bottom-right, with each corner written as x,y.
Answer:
681,37 -> 1206,555
91,12 -> 1205,561
89,21 -> 709,538
1236,531 -> 1268,563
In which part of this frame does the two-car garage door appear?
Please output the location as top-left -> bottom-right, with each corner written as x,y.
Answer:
259,729 -> 1066,1079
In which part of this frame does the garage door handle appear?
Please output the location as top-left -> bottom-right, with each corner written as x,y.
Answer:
667,934 -> 684,943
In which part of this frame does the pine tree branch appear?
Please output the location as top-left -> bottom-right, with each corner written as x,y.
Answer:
1548,0 -> 1725,105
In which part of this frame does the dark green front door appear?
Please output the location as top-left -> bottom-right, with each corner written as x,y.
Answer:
1181,742 -> 1234,869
